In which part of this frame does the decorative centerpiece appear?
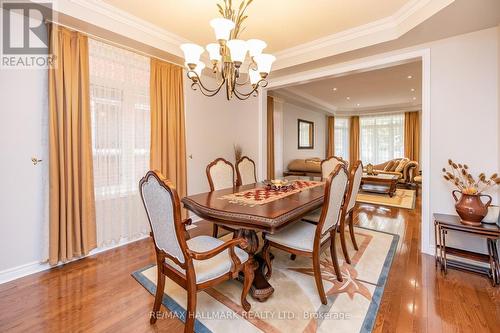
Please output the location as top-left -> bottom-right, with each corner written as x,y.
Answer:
366,163 -> 375,175
442,159 -> 500,226
264,179 -> 294,191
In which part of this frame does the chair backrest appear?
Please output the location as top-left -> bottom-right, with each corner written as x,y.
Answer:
321,156 -> 348,179
206,158 -> 235,191
346,161 -> 363,212
317,164 -> 349,236
139,171 -> 187,265
236,156 -> 257,185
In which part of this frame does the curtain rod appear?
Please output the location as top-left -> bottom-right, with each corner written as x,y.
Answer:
45,19 -> 182,67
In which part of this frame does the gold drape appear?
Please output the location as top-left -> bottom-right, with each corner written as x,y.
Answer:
326,116 -> 335,158
267,96 -> 275,180
48,25 -> 96,265
150,59 -> 187,211
349,116 -> 360,166
404,111 -> 420,163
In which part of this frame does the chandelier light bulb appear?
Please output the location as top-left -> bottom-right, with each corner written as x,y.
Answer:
246,39 -> 267,58
206,43 -> 221,62
226,39 -> 248,66
249,68 -> 261,85
254,53 -> 276,75
210,18 -> 235,42
180,43 -> 204,66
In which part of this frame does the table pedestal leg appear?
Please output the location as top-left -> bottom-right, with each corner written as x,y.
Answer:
236,229 -> 275,302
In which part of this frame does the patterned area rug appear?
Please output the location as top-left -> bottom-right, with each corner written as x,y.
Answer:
357,189 -> 416,209
132,227 -> 398,333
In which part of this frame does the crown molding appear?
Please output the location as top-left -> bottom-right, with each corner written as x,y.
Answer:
52,0 -> 190,59
270,88 -> 335,115
273,0 -> 454,70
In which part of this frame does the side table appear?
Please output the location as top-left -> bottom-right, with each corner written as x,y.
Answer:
434,213 -> 500,286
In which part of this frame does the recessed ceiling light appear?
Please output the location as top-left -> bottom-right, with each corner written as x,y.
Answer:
356,103 -> 361,107
346,96 -> 350,100
410,88 -> 415,92
407,75 -> 413,79
412,97 -> 417,100
332,87 -> 337,91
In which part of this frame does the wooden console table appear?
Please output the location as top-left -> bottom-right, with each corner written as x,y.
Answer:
434,213 -> 500,285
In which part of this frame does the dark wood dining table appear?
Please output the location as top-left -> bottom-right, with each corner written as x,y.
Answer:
181,179 -> 324,302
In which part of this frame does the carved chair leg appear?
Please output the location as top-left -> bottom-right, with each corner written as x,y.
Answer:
185,283 -> 197,333
241,260 -> 255,312
312,250 -> 328,305
339,219 -> 351,264
262,240 -> 273,280
150,267 -> 166,324
330,231 -> 343,282
212,224 -> 219,238
348,212 -> 359,251
290,254 -> 297,261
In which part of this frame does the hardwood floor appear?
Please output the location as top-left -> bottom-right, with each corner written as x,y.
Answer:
1,193 -> 499,332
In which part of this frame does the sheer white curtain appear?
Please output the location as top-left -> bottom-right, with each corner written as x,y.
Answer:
360,114 -> 404,164
334,117 -> 349,161
89,39 -> 150,247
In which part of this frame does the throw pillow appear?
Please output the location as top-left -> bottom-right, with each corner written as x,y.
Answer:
384,161 -> 395,171
395,158 -> 410,173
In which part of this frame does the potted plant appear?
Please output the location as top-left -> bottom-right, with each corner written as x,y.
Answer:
442,159 -> 500,226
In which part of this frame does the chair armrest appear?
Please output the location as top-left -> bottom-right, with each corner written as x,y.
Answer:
187,237 -> 248,261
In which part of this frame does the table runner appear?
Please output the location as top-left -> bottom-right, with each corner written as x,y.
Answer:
219,180 -> 323,206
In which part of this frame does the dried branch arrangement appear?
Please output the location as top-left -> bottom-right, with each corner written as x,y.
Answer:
234,144 -> 242,162
442,159 -> 500,195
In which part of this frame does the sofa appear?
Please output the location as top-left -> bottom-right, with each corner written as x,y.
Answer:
283,158 -> 322,177
370,158 -> 419,187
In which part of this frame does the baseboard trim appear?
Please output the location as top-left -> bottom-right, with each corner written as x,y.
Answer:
0,234 -> 149,285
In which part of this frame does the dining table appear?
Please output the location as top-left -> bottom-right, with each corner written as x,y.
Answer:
181,177 -> 324,302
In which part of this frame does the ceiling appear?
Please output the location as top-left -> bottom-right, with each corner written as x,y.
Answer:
272,60 -> 422,114
102,0 -> 412,52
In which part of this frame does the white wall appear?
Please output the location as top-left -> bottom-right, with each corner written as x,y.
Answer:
184,76 -> 259,196
282,102 -> 326,171
428,27 -> 499,251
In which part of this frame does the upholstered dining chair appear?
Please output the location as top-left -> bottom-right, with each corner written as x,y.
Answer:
236,156 -> 257,186
262,164 -> 349,305
206,158 -> 235,238
321,155 -> 348,180
344,160 -> 363,253
140,171 -> 253,333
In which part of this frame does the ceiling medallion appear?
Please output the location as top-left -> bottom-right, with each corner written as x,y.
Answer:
180,0 -> 275,100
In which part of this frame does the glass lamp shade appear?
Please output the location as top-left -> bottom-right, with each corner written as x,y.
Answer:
209,18 -> 235,41
186,62 -> 206,79
206,43 -> 221,62
249,68 -> 261,85
180,43 -> 204,65
246,39 -> 267,58
226,39 -> 248,64
254,54 -> 276,75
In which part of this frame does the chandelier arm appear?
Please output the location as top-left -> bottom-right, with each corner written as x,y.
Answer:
233,79 -> 268,99
186,71 -> 225,93
191,81 -> 225,97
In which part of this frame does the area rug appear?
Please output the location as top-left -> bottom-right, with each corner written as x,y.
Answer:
356,189 -> 416,209
132,227 -> 398,333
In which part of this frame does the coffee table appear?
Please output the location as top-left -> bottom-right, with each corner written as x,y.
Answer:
360,173 -> 400,197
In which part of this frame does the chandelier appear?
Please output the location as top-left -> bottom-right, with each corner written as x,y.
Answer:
180,0 -> 276,100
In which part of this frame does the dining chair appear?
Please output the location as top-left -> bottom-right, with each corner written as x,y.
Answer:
206,158 -> 235,238
140,171 -> 253,333
321,155 -> 348,179
236,156 -> 257,186
344,160 -> 363,252
262,164 -> 349,305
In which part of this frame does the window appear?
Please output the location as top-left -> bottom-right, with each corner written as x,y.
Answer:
360,114 -> 404,164
334,117 -> 349,161
89,39 -> 150,246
